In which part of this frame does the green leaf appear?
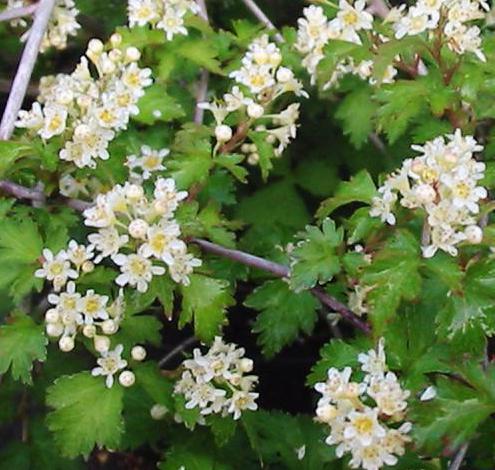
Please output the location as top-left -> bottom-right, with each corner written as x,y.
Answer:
151,275 -> 175,319
0,314 -> 47,384
0,141 -> 33,178
245,280 -> 319,358
113,313 -> 162,351
0,217 -> 43,264
46,372 -> 124,458
135,84 -> 185,125
209,415 -> 237,447
335,85 -> 377,148
133,362 -> 175,410
214,153 -> 248,183
316,170 -> 377,220
180,274 -> 235,342
175,38 -> 223,74
307,339 -> 365,385
289,218 -> 343,292
361,231 -> 421,334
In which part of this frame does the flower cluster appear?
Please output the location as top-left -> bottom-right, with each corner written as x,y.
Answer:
7,0 -> 80,52
201,35 -> 306,163
390,0 -> 488,61
315,339 -> 411,470
128,0 -> 199,41
83,177 -> 201,288
370,130 -> 486,258
174,337 -> 259,420
295,5 -> 396,88
16,35 -> 152,169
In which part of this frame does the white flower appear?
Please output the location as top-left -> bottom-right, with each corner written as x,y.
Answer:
168,249 -> 202,286
91,344 -> 128,388
113,253 -> 165,292
88,227 -> 129,262
126,145 -> 169,180
330,0 -> 373,44
67,240 -> 94,268
227,390 -> 259,419
358,338 -> 387,379
78,289 -> 109,323
35,248 -> 78,291
139,222 -> 185,264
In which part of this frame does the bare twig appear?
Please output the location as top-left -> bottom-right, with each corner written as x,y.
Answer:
0,0 -> 56,141
0,179 -> 45,201
159,337 -> 198,368
192,238 -> 371,334
241,0 -> 283,43
0,3 -> 37,23
193,0 -> 210,124
448,443 -> 469,470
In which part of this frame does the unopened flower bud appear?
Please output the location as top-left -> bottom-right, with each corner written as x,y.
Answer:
150,404 -> 168,420
109,49 -> 123,63
316,404 -> 338,423
101,319 -> 118,335
131,345 -> 147,361
125,184 -> 144,201
110,33 -> 122,47
83,324 -> 97,338
94,335 -> 110,353
265,134 -> 276,144
119,370 -> 136,387
46,323 -> 64,337
465,225 -> 483,244
88,38 -> 104,54
82,261 -> 95,273
241,143 -> 251,153
59,336 -> 75,352
247,103 -> 264,119
215,125 -> 233,143
239,358 -> 253,373
414,184 -> 436,204
269,52 -> 282,66
276,67 -> 293,83
128,218 -> 149,239
125,47 -> 141,62
247,153 -> 259,165
45,309 -> 60,324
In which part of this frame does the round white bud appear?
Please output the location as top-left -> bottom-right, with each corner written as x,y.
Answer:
110,33 -> 122,47
59,336 -> 75,352
215,125 -> 233,143
239,358 -> 253,373
57,89 -> 74,105
150,404 -> 168,420
45,309 -> 60,324
253,50 -> 268,65
131,345 -> 147,361
247,153 -> 260,165
248,144 -> 258,153
269,52 -> 282,66
88,38 -> 104,54
414,184 -> 436,204
276,66 -> 293,83
125,184 -> 144,201
255,125 -> 266,132
125,47 -> 141,62
109,49 -> 123,63
46,323 -> 64,337
82,261 -> 95,273
128,218 -> 149,239
101,58 -> 116,75
83,324 -> 97,338
241,143 -> 251,153
265,134 -> 276,144
94,335 -> 110,353
101,319 -> 118,335
316,404 -> 338,423
411,158 -> 425,174
465,225 -> 483,244
119,371 -> 136,387
247,103 -> 264,119
152,109 -> 162,118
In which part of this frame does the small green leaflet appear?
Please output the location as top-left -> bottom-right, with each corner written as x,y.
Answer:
46,372 -> 124,458
316,170 -> 377,221
135,84 -> 185,125
0,314 -> 47,385
289,218 -> 343,292
245,280 -> 319,358
361,230 -> 421,334
180,274 -> 235,342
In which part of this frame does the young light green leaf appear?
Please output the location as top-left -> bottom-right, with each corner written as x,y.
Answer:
0,314 -> 47,385
289,218 -> 343,292
46,372 -> 124,458
180,274 -> 235,342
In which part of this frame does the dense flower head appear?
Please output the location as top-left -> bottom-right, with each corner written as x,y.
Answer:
174,337 -> 259,420
8,0 -> 80,52
15,35 -> 152,169
370,130 -> 486,257
315,339 -> 411,470
127,0 -> 199,40
201,34 -> 306,164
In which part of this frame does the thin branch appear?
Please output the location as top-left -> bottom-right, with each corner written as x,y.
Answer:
192,238 -> 371,334
0,179 -> 45,201
448,443 -> 469,470
158,337 -> 198,368
0,0 -> 56,141
193,0 -> 210,125
241,0 -> 283,43
0,3 -> 38,23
